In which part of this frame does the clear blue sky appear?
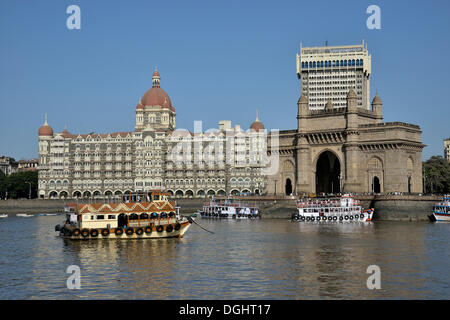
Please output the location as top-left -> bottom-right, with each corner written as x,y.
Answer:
0,0 -> 449,160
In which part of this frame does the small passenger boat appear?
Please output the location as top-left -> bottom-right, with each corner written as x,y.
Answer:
198,197 -> 260,219
0,214 -> 7,218
55,191 -> 192,239
429,195 -> 450,222
17,214 -> 34,218
292,194 -> 374,222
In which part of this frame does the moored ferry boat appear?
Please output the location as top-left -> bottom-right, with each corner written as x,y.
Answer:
429,195 -> 450,222
55,191 -> 192,239
198,197 -> 260,219
292,194 -> 374,222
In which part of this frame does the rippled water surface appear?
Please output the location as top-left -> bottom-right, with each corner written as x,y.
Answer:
0,215 -> 449,299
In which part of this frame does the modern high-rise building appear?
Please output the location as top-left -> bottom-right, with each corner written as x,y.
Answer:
444,138 -> 450,162
296,41 -> 371,110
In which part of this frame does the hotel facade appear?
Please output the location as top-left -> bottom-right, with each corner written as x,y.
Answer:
38,70 -> 268,199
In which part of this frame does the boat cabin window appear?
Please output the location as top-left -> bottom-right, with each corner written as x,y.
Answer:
96,215 -> 105,220
108,215 -> 116,219
121,191 -> 169,203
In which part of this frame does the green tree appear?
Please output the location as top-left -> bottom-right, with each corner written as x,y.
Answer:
1,171 -> 38,199
423,156 -> 450,194
0,170 -> 6,199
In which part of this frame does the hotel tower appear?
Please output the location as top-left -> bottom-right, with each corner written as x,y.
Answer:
296,41 -> 371,110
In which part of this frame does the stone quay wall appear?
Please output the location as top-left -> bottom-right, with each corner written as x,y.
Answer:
0,195 -> 441,221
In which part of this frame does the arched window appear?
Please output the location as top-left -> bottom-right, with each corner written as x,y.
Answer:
407,158 -> 414,172
368,157 -> 382,169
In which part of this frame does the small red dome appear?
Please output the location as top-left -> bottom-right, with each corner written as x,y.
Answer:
250,120 -> 265,132
38,124 -> 53,136
60,129 -> 73,139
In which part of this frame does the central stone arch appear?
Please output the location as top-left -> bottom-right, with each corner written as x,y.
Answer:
315,150 -> 341,194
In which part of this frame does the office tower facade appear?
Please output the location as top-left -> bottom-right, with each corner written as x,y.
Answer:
296,41 -> 371,110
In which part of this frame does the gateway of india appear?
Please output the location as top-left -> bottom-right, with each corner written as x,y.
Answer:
37,42 -> 424,199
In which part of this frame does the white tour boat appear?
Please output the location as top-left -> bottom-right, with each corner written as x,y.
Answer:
0,214 -> 7,218
55,191 -> 192,240
292,194 -> 374,222
17,214 -> 34,218
429,195 -> 450,222
198,198 -> 260,219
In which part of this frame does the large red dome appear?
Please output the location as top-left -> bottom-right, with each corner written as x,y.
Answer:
138,87 -> 174,112
137,69 -> 175,112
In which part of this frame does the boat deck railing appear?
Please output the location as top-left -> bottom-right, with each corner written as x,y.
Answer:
204,198 -> 259,209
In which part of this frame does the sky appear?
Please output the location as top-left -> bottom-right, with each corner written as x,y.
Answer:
0,0 -> 449,161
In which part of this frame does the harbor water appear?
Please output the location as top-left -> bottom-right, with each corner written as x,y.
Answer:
0,215 -> 449,299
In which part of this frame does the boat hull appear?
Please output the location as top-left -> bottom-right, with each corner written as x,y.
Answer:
59,220 -> 191,240
199,212 -> 259,219
431,213 -> 450,222
292,211 -> 373,222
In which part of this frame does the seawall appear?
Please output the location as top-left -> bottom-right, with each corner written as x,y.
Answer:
0,199 -> 69,214
0,195 -> 440,221
365,195 -> 438,222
